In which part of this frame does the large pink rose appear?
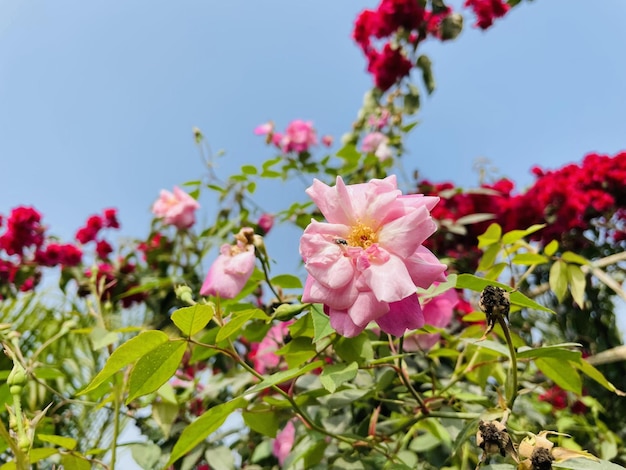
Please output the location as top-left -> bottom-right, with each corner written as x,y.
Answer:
299,175 -> 446,337
151,186 -> 200,229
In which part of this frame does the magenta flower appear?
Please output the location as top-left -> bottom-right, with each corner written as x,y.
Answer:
151,186 -> 200,229
280,119 -> 318,153
250,320 -> 293,374
200,228 -> 256,299
273,420 -> 296,467
299,176 -> 446,337
403,286 -> 459,351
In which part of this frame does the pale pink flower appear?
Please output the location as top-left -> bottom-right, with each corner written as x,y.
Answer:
299,176 -> 447,337
273,420 -> 296,467
250,320 -> 293,374
200,229 -> 256,299
280,119 -> 318,153
367,109 -> 391,130
403,286 -> 459,351
254,121 -> 274,136
151,186 -> 200,229
321,135 -> 334,147
362,132 -> 393,161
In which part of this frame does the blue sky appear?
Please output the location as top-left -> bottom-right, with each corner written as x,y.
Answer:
2,0 -> 626,247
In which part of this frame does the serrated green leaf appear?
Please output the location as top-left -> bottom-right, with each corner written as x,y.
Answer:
312,305 -> 334,341
562,251 -> 589,265
246,361 -> 324,394
567,264 -> 586,308
550,260 -> 568,302
242,409 -> 279,437
319,362 -> 358,393
216,309 -> 265,342
544,239 -> 559,256
171,304 -> 215,337
512,253 -> 549,265
501,224 -> 545,245
166,397 -> 246,467
535,357 -> 582,394
78,330 -> 168,395
477,223 -> 502,248
127,340 -> 187,403
270,274 -> 303,289
37,434 -> 77,450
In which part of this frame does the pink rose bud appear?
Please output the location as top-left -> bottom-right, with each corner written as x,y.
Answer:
258,213 -> 275,235
151,186 -> 200,230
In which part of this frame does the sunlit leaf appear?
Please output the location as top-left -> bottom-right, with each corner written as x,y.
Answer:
216,309 -> 266,342
127,340 -> 187,403
37,434 -> 77,450
242,409 -> 279,437
166,397 -> 246,467
544,239 -> 559,256
567,264 -> 586,308
512,253 -> 549,265
550,260 -> 568,302
312,305 -> 334,341
270,274 -> 303,289
477,244 -> 500,272
477,223 -> 502,248
320,362 -> 358,393
171,304 -> 215,337
562,251 -> 589,265
535,357 -> 582,394
78,331 -> 168,396
501,224 -> 545,245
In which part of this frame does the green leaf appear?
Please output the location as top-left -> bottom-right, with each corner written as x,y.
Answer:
455,213 -> 496,226
312,306 -> 334,341
60,455 -> 90,470
562,251 -> 589,265
335,334 -> 374,365
127,340 -> 187,403
204,446 -> 235,470
544,239 -> 559,256
574,359 -> 624,395
501,224 -> 545,244
477,223 -> 502,248
319,362 -> 359,393
550,260 -> 568,302
242,409 -> 279,437
535,358 -> 582,394
89,326 -> 119,350
273,303 -> 308,321
37,434 -> 77,450
567,264 -> 586,308
241,164 -> 258,175
78,330 -> 168,395
455,274 -> 554,313
246,361 -> 324,394
336,144 -> 361,162
554,458 -> 626,469
129,443 -> 162,470
270,274 -> 303,289
416,54 -> 435,94
166,397 -> 246,467
171,304 -> 215,337
477,244 -> 500,272
216,309 -> 266,342
275,337 -> 317,369
403,83 -> 420,115
511,253 -> 549,265
517,344 -> 582,361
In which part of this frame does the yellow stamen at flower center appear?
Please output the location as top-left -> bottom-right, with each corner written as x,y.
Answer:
347,222 -> 378,248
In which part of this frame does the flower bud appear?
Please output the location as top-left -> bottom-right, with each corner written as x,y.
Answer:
175,285 -> 195,305
7,362 -> 28,395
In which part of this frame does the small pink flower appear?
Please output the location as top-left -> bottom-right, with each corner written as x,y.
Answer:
367,109 -> 391,130
362,132 -> 392,161
403,286 -> 459,351
280,119 -> 318,153
254,121 -> 274,135
273,420 -> 296,467
200,228 -> 256,299
152,187 -> 200,229
258,213 -> 275,235
321,135 -> 334,147
250,320 -> 292,374
299,176 -> 446,337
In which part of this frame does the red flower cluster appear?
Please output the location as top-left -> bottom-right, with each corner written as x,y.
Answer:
420,152 -> 626,269
352,0 -> 453,91
75,208 -> 120,257
464,0 -> 510,30
539,385 -> 588,415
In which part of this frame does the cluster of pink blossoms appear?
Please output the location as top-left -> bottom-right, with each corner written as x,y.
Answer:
300,175 -> 447,337
255,120 -> 332,154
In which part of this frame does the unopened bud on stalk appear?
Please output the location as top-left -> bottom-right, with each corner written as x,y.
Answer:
175,285 -> 195,305
7,362 -> 27,395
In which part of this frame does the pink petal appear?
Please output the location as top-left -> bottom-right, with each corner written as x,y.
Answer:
404,246 -> 447,289
329,308 -> 366,338
375,294 -> 424,337
362,252 -> 416,302
377,205 -> 434,259
302,275 -> 358,310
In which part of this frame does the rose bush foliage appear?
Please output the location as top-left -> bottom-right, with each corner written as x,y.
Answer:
1,1 -> 626,470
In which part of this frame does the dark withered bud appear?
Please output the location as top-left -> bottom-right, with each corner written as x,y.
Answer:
477,420 -> 517,459
531,447 -> 554,470
479,285 -> 511,334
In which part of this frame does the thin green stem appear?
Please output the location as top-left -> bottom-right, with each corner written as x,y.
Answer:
498,316 -> 518,409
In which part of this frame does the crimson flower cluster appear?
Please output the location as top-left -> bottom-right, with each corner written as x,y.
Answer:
352,0 -> 453,91
464,0 -> 510,29
0,206 -> 83,297
75,208 -> 119,260
420,151 -> 626,270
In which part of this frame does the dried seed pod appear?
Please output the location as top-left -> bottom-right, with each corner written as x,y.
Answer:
530,446 -> 554,470
476,419 -> 517,460
479,285 -> 511,334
